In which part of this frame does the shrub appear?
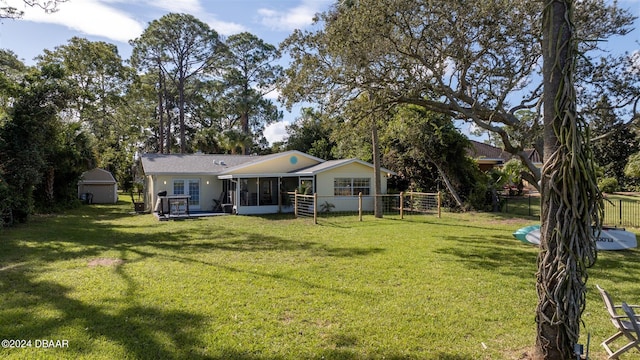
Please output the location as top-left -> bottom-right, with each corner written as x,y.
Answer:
598,177 -> 619,193
319,201 -> 335,213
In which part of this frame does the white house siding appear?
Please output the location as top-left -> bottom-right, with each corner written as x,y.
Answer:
139,152 -> 395,216
148,175 -> 222,212
315,162 -> 388,213
236,204 -> 281,215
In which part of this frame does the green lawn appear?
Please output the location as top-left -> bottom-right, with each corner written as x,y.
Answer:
1,198 -> 639,359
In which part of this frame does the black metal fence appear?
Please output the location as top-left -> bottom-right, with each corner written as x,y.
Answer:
603,199 -> 640,227
501,195 -> 640,228
501,195 -> 540,218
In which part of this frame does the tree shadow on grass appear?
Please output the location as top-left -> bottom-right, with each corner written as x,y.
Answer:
0,205 -> 394,359
0,266 -> 211,359
438,231 -> 640,296
587,248 -> 640,299
144,231 -> 385,259
434,234 -> 539,278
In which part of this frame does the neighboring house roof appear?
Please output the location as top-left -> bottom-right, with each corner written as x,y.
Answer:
525,148 -> 543,164
467,139 -> 543,166
467,140 -> 512,163
294,158 -> 396,176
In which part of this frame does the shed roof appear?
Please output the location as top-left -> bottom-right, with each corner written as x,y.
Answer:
79,168 -> 116,184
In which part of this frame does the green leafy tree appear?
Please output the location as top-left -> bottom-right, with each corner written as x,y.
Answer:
623,152 -> 640,180
130,13 -> 226,153
217,129 -> 253,155
0,50 -> 26,121
501,158 -> 528,192
382,104 -> 480,209
0,50 -> 26,223
280,0 -> 636,188
217,32 -> 283,153
37,37 -> 134,180
284,108 -> 336,160
0,64 -> 71,222
589,96 -> 639,190
34,122 -> 95,210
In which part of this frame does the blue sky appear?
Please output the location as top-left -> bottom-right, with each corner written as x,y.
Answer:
0,0 -> 639,144
0,0 -> 334,144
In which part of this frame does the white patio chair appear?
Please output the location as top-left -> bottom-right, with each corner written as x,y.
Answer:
597,285 -> 640,359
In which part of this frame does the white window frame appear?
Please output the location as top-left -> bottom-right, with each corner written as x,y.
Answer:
334,177 -> 371,197
172,179 -> 200,209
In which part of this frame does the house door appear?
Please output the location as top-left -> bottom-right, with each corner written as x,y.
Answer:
173,179 -> 200,210
300,177 -> 314,194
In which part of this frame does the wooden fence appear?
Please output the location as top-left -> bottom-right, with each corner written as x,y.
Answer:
290,191 -> 441,224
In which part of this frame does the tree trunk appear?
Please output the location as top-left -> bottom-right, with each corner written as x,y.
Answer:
164,87 -> 172,154
536,1 -> 601,358
178,76 -> 186,154
157,63 -> 165,154
240,112 -> 250,155
371,121 -> 382,218
44,167 -> 55,205
432,161 -> 465,210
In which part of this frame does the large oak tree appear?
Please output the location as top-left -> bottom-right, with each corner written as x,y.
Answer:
280,0 -> 636,188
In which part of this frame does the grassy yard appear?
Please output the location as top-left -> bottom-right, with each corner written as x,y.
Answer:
1,198 -> 639,359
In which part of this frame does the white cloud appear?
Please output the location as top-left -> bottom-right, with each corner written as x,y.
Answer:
258,0 -> 332,31
6,0 -> 248,44
144,0 -> 247,36
262,87 -> 281,101
205,17 -> 247,36
7,0 -> 145,43
144,0 -> 203,14
263,121 -> 289,144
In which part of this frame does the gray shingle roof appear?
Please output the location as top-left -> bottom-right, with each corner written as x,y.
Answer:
140,153 -> 260,175
140,151 -> 396,177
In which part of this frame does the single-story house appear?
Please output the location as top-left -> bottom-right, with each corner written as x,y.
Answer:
77,168 -> 118,204
139,150 -> 395,215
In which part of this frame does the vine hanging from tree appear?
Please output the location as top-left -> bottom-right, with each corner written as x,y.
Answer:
536,0 -> 604,358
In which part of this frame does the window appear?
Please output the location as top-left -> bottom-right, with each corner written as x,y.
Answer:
334,178 -> 370,196
173,179 -> 200,208
173,180 -> 185,195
